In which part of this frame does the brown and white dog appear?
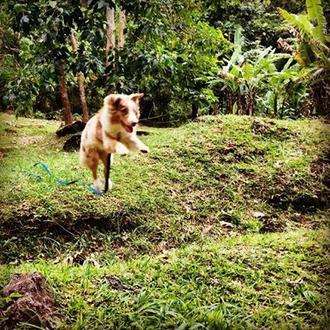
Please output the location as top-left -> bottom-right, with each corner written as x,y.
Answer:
80,93 -> 149,193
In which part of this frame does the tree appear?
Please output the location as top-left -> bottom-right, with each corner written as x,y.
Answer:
105,6 -> 115,67
117,8 -> 126,48
4,0 -> 105,124
70,30 -> 89,123
58,60 -> 73,125
108,0 -> 230,124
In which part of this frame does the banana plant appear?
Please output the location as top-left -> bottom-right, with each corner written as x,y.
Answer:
279,0 -> 329,70
262,58 -> 310,118
279,0 -> 330,115
217,26 -> 289,116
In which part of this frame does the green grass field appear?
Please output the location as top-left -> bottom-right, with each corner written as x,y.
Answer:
0,113 -> 329,328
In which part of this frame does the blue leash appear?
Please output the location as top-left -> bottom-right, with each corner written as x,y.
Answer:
28,162 -> 103,195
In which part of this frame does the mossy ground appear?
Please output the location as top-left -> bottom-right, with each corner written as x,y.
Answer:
0,113 -> 329,328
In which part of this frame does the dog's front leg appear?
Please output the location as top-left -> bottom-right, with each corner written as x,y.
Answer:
121,135 -> 149,153
103,137 -> 117,154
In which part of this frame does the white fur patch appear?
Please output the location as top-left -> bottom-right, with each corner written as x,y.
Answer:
115,142 -> 129,155
93,179 -> 103,193
108,179 -> 113,190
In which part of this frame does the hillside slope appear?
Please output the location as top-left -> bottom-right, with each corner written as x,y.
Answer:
0,113 -> 328,262
0,113 -> 329,328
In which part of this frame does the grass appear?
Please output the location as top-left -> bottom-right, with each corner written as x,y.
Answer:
0,112 -> 329,328
0,229 -> 328,329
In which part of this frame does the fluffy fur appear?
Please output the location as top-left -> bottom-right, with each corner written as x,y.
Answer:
80,93 -> 149,192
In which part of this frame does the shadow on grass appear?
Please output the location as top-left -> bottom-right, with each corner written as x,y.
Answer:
0,207 -> 145,263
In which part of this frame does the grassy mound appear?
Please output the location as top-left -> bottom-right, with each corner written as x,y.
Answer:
0,113 -> 328,262
0,113 -> 329,328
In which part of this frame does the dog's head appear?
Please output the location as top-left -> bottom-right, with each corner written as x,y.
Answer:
104,93 -> 144,133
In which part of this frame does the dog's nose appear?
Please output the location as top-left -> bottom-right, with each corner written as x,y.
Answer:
131,122 -> 138,127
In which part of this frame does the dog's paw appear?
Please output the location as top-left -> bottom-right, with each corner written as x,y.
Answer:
115,142 -> 129,155
93,179 -> 103,193
140,146 -> 149,153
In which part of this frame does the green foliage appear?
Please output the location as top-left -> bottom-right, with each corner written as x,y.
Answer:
202,0 -> 304,50
106,1 -> 231,123
2,228 -> 329,328
213,26 -> 308,118
1,0 -> 329,121
279,0 -> 329,69
279,0 -> 330,115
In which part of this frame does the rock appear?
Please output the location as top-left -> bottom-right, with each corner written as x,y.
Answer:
63,134 -> 81,152
252,211 -> 266,218
56,121 -> 86,137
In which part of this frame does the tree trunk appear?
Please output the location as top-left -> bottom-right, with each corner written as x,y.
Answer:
237,94 -> 243,115
273,92 -> 278,117
58,60 -> 73,125
227,92 -> 233,114
312,80 -> 330,116
191,103 -> 198,120
118,9 -> 126,48
248,91 -> 254,116
70,31 -> 89,123
212,103 -> 220,115
105,6 -> 115,67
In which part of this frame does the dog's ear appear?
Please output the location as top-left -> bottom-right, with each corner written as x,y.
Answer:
104,94 -> 123,110
130,93 -> 144,104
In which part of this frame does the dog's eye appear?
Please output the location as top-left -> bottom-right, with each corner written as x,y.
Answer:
120,106 -> 128,115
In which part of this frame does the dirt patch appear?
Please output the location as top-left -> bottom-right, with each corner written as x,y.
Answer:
251,119 -> 294,140
268,191 -> 292,210
0,208 -> 143,240
268,190 -> 327,213
253,165 -> 329,213
0,151 -> 4,160
259,216 -> 286,233
310,150 -> 330,188
291,193 -> 327,212
18,135 -> 43,145
210,142 -> 265,163
0,207 -> 145,263
0,272 -> 61,328
137,130 -> 150,136
4,128 -> 18,134
105,276 -> 139,292
0,147 -> 10,160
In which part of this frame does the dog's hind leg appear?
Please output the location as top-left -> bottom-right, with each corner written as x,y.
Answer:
101,152 -> 113,192
83,149 -> 102,193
